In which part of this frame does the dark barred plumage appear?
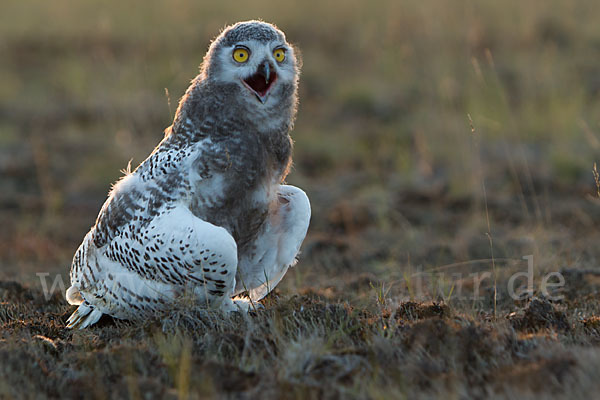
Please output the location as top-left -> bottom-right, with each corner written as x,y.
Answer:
66,20 -> 311,328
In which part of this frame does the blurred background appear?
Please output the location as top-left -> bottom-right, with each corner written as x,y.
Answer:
1,0 -> 599,304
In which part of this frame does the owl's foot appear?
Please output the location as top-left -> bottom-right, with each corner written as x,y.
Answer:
66,301 -> 103,329
220,296 -> 263,313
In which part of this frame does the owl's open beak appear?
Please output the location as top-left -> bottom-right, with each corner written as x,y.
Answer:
242,60 -> 277,103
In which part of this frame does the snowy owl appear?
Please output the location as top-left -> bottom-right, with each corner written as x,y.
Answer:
66,21 -> 311,329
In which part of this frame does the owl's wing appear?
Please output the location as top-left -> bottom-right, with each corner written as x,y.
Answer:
93,137 -> 217,244
89,175 -> 236,286
104,202 -> 237,285
69,197 -> 238,327
235,185 -> 310,300
71,138 -> 238,312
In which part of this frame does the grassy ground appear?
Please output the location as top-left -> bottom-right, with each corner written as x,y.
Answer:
1,0 -> 600,398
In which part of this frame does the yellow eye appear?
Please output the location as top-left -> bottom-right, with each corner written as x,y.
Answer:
273,48 -> 285,63
233,48 -> 249,63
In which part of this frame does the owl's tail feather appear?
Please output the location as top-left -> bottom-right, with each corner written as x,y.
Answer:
66,302 -> 103,329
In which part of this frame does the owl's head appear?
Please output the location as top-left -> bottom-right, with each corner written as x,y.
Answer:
201,21 -> 300,108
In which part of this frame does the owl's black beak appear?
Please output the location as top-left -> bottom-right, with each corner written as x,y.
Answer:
242,60 -> 277,103
259,61 -> 271,84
